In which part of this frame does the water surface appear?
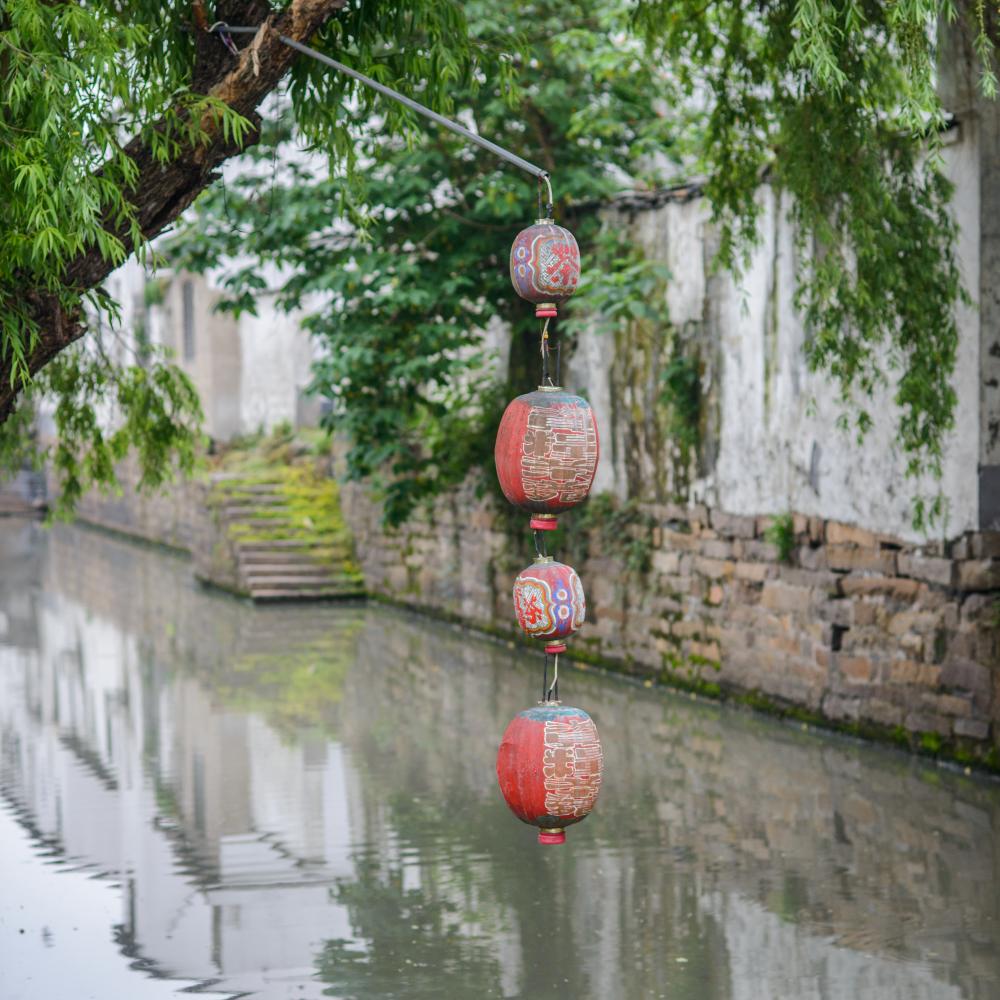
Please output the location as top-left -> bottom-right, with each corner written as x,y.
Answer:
1,520 -> 998,1000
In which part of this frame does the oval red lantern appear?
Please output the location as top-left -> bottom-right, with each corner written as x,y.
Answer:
513,558 -> 585,654
496,704 -> 603,845
494,387 -> 599,530
510,220 -> 581,317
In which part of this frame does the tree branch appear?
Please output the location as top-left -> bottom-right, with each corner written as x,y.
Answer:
0,0 -> 346,425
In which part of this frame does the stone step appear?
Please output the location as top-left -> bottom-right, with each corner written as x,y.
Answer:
245,574 -> 346,588
228,517 -> 296,530
238,546 -> 348,562
221,482 -> 285,493
236,538 -> 332,551
222,503 -> 291,518
222,495 -> 288,508
250,584 -> 363,601
242,564 -> 337,579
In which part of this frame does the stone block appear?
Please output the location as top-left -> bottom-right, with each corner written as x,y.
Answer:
707,584 -> 724,606
827,546 -> 898,574
948,535 -> 971,560
840,575 -> 919,598
709,509 -> 758,538
887,609 -> 940,636
955,559 -> 1000,591
852,600 -> 880,627
700,539 -> 734,560
671,620 -> 705,639
652,550 -> 680,575
940,656 -> 992,695
904,712 -> 951,735
797,546 -> 828,571
764,633 -> 801,656
694,557 -> 735,580
826,521 -> 880,548
868,699 -> 904,727
741,540 -> 780,561
954,718 -> 990,740
661,528 -> 700,552
689,640 -> 721,662
970,532 -> 1000,559
815,598 -> 852,626
923,693 -> 972,718
761,580 -> 812,613
823,693 -> 862,720
897,553 -> 955,587
735,561 -> 772,583
778,566 -> 842,594
840,654 -> 874,684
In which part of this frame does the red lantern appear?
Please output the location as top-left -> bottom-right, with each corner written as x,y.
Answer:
496,704 -> 603,845
494,387 -> 599,531
510,220 -> 581,318
513,558 -> 585,655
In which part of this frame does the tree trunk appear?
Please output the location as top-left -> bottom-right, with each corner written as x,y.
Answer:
0,0 -> 346,425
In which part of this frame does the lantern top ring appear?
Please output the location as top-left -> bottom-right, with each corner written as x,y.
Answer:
535,217 -> 555,225
536,699 -> 562,706
537,384 -> 564,392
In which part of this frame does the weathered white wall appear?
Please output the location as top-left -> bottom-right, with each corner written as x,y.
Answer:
236,292 -> 319,434
567,126 -> 981,542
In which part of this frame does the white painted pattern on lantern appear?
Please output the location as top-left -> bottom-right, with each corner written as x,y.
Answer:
521,402 -> 598,504
542,716 -> 603,818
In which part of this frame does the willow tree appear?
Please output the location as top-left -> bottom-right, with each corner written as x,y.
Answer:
1,0 -> 996,522
0,0 -> 474,504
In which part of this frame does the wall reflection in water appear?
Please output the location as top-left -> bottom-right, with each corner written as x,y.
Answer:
0,520 -> 997,1000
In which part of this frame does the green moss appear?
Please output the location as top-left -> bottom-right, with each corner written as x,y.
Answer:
202,426 -> 363,587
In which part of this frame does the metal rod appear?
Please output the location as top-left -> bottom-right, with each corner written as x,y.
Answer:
213,24 -> 552,185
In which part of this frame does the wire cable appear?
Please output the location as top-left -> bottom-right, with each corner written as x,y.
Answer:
211,24 -> 553,190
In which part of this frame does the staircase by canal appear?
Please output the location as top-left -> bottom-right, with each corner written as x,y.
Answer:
209,471 -> 364,602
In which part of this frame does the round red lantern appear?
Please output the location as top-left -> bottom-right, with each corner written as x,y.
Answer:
510,220 -> 580,317
513,558 -> 585,654
494,387 -> 599,530
496,704 -> 603,845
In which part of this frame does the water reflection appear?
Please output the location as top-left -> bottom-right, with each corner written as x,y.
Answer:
0,520 -> 997,1000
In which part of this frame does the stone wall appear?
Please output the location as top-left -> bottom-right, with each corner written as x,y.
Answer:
341,478 -> 1000,766
63,460 -> 242,594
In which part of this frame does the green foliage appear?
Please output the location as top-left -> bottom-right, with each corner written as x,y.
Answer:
632,0 -> 981,527
171,0 -> 679,526
0,0 -> 489,513
764,513 -> 796,564
0,1 -> 251,379
11,340 -> 202,518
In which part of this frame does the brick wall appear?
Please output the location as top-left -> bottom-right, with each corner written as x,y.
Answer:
342,480 -> 1000,765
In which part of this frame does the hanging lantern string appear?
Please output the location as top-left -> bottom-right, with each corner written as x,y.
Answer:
532,528 -> 547,559
210,23 -> 555,203
537,174 -> 554,219
540,317 -> 552,386
546,653 -> 560,703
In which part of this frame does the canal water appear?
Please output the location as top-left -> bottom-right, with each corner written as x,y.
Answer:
0,520 -> 998,1000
